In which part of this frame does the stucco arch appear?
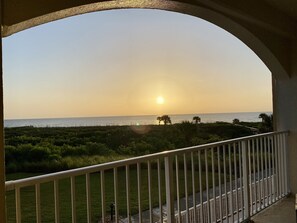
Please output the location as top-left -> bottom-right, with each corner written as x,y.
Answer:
2,0 -> 292,80
2,3 -> 297,221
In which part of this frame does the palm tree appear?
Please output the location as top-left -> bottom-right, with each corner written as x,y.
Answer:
157,116 -> 162,125
161,115 -> 172,125
192,116 -> 201,125
193,116 -> 201,134
259,113 -> 273,132
233,118 -> 240,124
259,113 -> 269,121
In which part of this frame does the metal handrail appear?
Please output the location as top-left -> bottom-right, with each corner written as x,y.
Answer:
5,130 -> 290,223
5,131 -> 288,191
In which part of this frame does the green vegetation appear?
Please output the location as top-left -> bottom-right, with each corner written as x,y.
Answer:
5,122 -> 254,173
4,120 -> 261,222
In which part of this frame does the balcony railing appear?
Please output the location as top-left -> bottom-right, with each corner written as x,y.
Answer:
5,131 -> 289,223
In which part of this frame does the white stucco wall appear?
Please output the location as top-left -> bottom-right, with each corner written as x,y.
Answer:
273,41 -> 297,193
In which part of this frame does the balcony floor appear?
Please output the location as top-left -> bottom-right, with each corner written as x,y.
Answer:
251,195 -> 295,223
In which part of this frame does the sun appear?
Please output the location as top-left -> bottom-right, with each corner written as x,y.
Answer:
156,96 -> 165,105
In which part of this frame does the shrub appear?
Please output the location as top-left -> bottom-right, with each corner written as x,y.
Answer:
29,146 -> 51,161
85,142 -> 111,155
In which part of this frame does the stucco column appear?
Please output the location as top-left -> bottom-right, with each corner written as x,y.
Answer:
0,68 -> 5,223
273,41 -> 297,194
0,0 -> 6,221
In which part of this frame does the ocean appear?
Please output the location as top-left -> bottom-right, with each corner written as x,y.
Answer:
4,112 -> 270,128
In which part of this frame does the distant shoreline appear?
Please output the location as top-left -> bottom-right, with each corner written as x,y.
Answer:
4,111 -> 272,121
4,111 -> 271,128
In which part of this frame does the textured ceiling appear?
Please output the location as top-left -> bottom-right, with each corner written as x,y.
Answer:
1,0 -> 296,37
263,0 -> 297,19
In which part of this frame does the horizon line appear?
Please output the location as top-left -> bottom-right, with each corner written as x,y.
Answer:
4,111 -> 272,121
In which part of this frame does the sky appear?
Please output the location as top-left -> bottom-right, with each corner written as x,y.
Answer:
2,9 -> 272,119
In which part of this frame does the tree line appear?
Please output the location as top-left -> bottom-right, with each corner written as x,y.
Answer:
4,121 -> 254,173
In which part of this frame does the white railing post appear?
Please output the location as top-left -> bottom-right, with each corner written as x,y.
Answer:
15,187 -> 21,223
86,173 -> 91,223
54,180 -> 60,223
157,159 -> 163,223
35,183 -> 41,223
126,165 -> 131,223
284,132 -> 290,194
100,170 -> 106,222
165,155 -> 175,222
241,140 -> 250,220
71,176 -> 76,223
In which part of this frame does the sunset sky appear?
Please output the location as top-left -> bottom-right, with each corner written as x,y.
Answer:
3,9 -> 272,119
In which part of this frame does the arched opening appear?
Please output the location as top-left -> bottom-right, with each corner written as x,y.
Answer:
3,9 -> 277,222
2,2 -> 297,223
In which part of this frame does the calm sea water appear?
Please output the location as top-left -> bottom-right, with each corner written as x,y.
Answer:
4,112 -> 271,128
